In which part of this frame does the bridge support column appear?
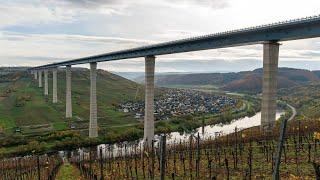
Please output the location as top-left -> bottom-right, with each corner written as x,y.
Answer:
32,70 -> 37,80
89,62 -> 98,138
261,42 -> 280,131
38,70 -> 42,88
34,71 -> 37,80
52,68 -> 58,103
66,65 -> 72,118
44,70 -> 48,96
144,56 -> 155,145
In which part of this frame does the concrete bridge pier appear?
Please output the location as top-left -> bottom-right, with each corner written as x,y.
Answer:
35,71 -> 38,80
38,70 -> 42,88
89,62 -> 98,138
66,65 -> 72,118
52,68 -> 58,103
32,71 -> 37,80
261,41 -> 280,131
144,55 -> 155,146
44,70 -> 48,96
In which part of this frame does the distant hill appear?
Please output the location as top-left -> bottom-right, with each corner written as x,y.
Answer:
112,72 -> 145,81
153,68 -> 320,93
222,68 -> 319,93
312,70 -> 320,78
0,67 -> 29,75
155,72 -> 244,86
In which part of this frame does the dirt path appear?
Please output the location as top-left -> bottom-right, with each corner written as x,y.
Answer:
55,163 -> 84,180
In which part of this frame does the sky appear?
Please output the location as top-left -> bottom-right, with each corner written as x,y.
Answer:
1,0 -> 320,72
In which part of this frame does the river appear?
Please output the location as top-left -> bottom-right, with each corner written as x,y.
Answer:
83,110 -> 285,158
163,110 -> 284,143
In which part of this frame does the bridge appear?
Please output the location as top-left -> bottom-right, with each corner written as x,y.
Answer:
29,15 -> 320,144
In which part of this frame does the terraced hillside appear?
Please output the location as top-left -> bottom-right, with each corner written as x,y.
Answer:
0,68 -> 143,135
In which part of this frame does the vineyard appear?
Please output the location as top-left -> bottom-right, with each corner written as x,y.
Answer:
1,119 -> 320,179
0,154 -> 62,180
69,119 -> 320,179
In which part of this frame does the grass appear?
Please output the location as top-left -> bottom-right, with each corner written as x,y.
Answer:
4,79 -> 61,127
56,163 -> 83,180
0,103 -> 16,133
0,82 -> 16,133
52,122 -> 68,130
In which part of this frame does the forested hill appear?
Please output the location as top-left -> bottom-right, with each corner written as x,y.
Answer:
150,68 -> 320,93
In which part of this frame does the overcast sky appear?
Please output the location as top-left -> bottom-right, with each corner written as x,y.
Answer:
1,0 -> 320,72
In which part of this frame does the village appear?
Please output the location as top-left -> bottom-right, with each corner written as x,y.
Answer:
119,89 -> 238,120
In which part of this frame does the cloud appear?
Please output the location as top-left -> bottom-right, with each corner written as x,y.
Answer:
0,55 -> 61,67
46,0 -> 134,15
0,31 -> 156,67
0,0 -> 134,29
1,31 -> 155,45
164,0 -> 229,9
52,0 -> 229,9
51,0 -> 127,7
154,29 -> 206,41
0,1 -> 76,28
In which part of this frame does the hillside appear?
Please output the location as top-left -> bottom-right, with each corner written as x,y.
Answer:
0,67 -> 28,75
152,68 -> 320,93
0,69 -> 257,158
312,70 -> 320,78
222,68 -> 319,93
0,68 -> 143,135
278,83 -> 320,118
155,72 -> 244,87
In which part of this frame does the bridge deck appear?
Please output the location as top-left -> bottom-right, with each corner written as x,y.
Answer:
32,15 -> 320,70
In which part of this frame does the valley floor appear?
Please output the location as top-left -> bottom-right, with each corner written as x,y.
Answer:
0,71 -> 260,158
